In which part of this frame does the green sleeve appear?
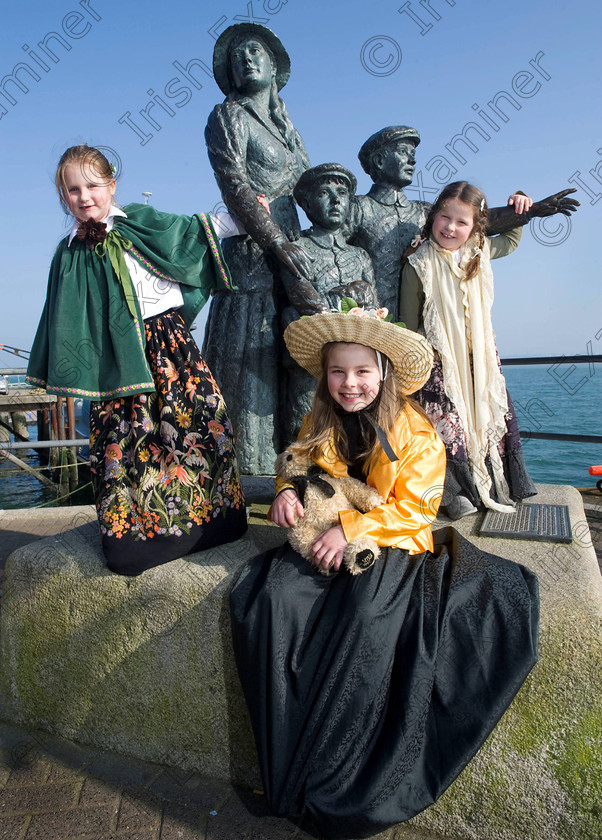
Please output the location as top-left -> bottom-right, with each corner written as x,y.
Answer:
26,240 -> 68,388
399,263 -> 425,332
119,204 -> 235,328
488,226 -> 522,260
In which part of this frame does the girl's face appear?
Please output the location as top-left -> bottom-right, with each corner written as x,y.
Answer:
431,198 -> 475,251
327,343 -> 381,413
62,161 -> 116,223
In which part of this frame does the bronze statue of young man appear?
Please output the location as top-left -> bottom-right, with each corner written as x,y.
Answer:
349,125 -> 579,319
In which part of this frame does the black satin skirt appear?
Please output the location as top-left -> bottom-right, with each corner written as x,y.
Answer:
230,527 -> 539,839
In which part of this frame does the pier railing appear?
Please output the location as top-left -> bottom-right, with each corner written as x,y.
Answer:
498,355 -> 602,446
0,370 -> 86,494
499,354 -> 602,366
0,370 -> 81,438
1,357 -> 601,458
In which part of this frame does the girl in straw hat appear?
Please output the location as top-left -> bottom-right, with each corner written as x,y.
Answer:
230,307 -> 539,839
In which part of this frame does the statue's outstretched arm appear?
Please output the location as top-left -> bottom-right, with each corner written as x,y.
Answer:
486,188 -> 580,236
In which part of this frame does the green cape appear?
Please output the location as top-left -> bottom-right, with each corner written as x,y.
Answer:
26,204 -> 233,399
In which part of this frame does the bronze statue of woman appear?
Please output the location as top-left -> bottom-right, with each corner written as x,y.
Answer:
203,23 -> 310,475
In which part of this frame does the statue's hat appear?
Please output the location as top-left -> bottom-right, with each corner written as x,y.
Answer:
213,23 -> 291,95
294,163 -> 358,206
358,126 -> 421,174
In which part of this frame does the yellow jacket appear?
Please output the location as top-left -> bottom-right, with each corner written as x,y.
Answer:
274,404 -> 446,554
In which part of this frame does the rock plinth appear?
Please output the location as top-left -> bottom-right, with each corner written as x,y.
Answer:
0,517 -> 283,787
0,485 -> 600,840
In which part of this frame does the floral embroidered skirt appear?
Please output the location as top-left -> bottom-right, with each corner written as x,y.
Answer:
415,352 -> 537,508
89,309 -> 247,576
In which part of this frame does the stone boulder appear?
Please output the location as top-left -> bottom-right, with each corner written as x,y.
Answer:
0,485 -> 600,840
0,513 -> 282,787
398,485 -> 602,840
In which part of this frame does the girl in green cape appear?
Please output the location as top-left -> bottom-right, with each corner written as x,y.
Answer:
28,144 -> 249,575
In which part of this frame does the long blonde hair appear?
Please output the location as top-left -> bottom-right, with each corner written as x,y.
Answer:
291,343 -> 428,473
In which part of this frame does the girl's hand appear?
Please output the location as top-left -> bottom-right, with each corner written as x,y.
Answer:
256,194 -> 270,214
271,488 -> 304,528
508,193 -> 533,214
312,525 -> 348,573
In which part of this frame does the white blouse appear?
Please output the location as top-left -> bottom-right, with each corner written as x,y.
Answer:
68,207 -> 244,320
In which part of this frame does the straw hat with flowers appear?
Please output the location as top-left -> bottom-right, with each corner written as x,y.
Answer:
284,300 -> 434,396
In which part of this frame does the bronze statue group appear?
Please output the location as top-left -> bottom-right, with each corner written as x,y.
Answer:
27,22 -> 578,840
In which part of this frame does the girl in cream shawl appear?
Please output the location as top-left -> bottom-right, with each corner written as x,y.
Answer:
400,181 -> 537,519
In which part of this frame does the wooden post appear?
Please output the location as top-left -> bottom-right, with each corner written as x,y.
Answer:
11,411 -> 29,442
37,409 -> 50,465
56,397 -> 65,441
49,404 -> 58,441
57,397 -> 66,484
66,397 -> 76,441
58,446 -> 69,498
0,412 -> 10,445
67,447 -> 79,493
50,403 -> 60,472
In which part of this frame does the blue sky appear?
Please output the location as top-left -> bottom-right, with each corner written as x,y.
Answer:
1,0 -> 600,361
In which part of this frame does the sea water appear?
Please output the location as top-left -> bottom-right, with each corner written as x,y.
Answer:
504,364 -> 601,487
0,424 -> 63,510
0,423 -> 93,510
0,365 -> 600,510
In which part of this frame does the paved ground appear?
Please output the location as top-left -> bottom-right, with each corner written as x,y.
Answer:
0,720 -> 318,840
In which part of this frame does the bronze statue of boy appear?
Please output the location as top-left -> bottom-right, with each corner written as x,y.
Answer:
280,163 -> 377,316
280,163 -> 377,442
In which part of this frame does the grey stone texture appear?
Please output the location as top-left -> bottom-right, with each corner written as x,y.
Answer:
0,519 -> 283,788
0,484 -> 600,840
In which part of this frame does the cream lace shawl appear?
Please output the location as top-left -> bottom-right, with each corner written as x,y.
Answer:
408,237 -> 514,512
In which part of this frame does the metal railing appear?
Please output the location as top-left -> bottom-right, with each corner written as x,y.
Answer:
0,439 -> 87,451
499,354 -> 600,446
0,357 -> 600,452
499,354 -> 602,366
519,432 -> 602,444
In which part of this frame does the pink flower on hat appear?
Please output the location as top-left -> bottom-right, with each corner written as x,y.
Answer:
348,306 -> 390,321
